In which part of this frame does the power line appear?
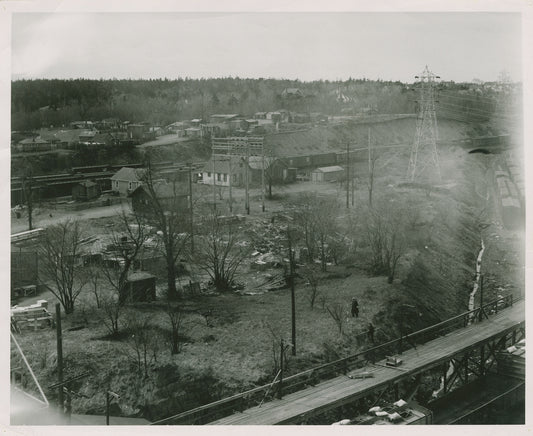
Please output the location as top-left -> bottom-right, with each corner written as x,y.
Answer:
437,100 -> 516,118
437,102 -> 515,121
437,90 -> 504,104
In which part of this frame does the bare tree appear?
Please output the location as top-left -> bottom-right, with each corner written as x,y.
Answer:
365,201 -> 408,283
367,136 -> 380,208
83,266 -> 103,308
314,196 -> 339,272
302,266 -> 320,310
194,210 -> 251,292
289,193 -> 318,263
18,158 -> 37,231
140,167 -> 191,300
99,210 -> 149,334
123,313 -> 159,377
100,292 -> 122,337
290,193 -> 339,271
262,152 -> 284,200
326,303 -> 346,335
167,302 -> 185,355
38,220 -> 86,314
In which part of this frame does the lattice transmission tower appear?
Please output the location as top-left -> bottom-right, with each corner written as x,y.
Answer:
407,66 -> 441,182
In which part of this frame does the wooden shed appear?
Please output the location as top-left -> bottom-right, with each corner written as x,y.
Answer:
72,180 -> 101,201
311,166 -> 345,183
121,272 -> 156,303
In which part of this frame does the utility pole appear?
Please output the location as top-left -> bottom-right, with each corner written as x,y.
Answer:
278,339 -> 284,399
351,176 -> 355,207
106,390 -> 110,425
245,142 -> 250,215
55,303 -> 64,413
105,389 -> 120,425
368,127 -> 373,207
346,141 -> 350,209
407,65 -> 441,182
212,147 -> 217,211
188,165 -> 194,253
229,157 -> 233,214
288,228 -> 296,356
261,141 -> 266,212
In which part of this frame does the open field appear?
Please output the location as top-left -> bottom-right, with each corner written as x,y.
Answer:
10,140 -> 524,421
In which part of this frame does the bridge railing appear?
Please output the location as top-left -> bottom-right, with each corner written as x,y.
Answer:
151,293 -> 518,425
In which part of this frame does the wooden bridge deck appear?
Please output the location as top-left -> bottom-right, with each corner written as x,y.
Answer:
210,300 -> 525,425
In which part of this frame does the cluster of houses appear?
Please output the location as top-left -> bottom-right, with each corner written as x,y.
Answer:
164,110 -> 327,140
12,119 -> 162,153
10,227 -> 159,305
13,106 -> 330,153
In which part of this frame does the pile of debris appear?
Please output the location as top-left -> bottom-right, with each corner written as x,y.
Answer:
11,300 -> 53,333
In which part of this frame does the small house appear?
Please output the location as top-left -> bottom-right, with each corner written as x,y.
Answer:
78,130 -> 97,142
167,121 -> 187,134
311,166 -> 345,183
201,123 -> 228,138
248,157 -> 289,184
72,180 -> 101,201
209,114 -> 241,124
127,124 -> 146,140
289,112 -> 311,123
121,272 -> 156,303
281,88 -> 304,99
18,137 -> 51,152
185,127 -> 202,138
200,156 -> 249,187
110,167 -> 147,196
130,182 -> 190,218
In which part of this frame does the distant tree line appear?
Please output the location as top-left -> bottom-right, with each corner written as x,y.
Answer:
12,77 -> 517,134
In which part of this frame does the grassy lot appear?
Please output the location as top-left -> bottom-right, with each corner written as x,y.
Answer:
11,144 -> 523,421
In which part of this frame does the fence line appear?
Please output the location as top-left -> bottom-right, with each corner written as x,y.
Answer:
151,294 -> 519,425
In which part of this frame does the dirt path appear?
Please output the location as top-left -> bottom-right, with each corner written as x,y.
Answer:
11,202 -> 129,234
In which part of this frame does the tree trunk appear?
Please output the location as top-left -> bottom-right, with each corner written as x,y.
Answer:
320,239 -> 327,272
167,260 -> 178,300
28,201 -> 33,230
64,298 -> 74,314
171,330 -> 179,354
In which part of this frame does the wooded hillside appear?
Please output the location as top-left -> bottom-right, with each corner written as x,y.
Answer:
12,77 -> 516,131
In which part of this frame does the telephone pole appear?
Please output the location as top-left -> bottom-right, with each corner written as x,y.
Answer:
346,141 -> 350,209
288,227 -> 296,356
212,137 -> 263,215
55,304 -> 64,413
211,145 -> 217,211
188,164 -> 194,253
245,142 -> 250,215
407,66 -> 441,183
261,140 -> 266,212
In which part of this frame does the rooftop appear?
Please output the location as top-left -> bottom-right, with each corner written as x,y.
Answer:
77,180 -> 98,188
131,181 -> 189,198
314,165 -> 344,173
111,167 -> 147,182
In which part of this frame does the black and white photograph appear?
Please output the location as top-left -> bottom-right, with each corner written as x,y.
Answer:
3,1 -> 529,430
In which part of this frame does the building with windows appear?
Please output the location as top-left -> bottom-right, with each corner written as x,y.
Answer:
200,157 -> 250,187
110,167 -> 147,196
311,166 -> 345,182
130,182 -> 190,218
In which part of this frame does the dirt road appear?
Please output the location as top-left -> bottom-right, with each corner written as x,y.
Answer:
11,202 -> 130,234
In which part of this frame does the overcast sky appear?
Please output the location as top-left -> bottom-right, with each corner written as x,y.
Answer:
11,12 -> 522,83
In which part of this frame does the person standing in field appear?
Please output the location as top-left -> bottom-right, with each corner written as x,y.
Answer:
351,298 -> 359,318
368,323 -> 375,343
